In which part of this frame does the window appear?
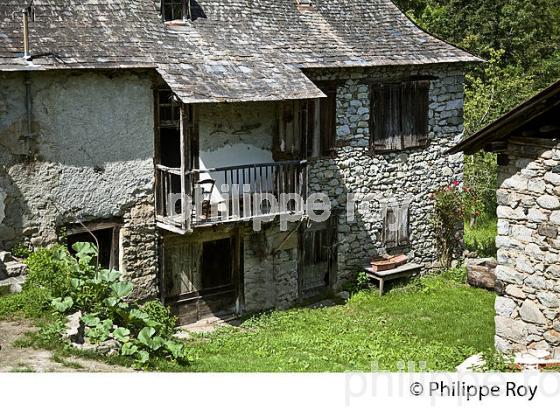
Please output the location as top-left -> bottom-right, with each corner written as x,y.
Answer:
370,81 -> 430,152
161,0 -> 206,22
201,238 -> 233,289
274,86 -> 337,160
66,222 -> 121,270
381,201 -> 410,248
295,0 -> 316,9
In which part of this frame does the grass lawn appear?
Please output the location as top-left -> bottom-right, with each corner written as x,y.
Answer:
185,275 -> 496,372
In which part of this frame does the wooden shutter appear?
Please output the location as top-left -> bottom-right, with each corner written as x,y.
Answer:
371,81 -> 430,152
397,203 -> 410,246
382,202 -> 411,248
402,81 -> 429,149
371,84 -> 402,151
320,84 -> 337,156
382,205 -> 398,248
275,101 -> 305,160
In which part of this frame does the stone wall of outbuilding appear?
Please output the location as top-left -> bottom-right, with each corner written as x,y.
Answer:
494,137 -> 560,356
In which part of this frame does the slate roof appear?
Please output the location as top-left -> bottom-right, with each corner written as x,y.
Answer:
0,0 -> 480,103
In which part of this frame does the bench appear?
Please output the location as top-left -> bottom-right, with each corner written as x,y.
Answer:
363,263 -> 423,295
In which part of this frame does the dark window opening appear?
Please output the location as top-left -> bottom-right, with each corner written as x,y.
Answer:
67,224 -> 120,270
370,81 -> 430,152
162,0 -> 207,22
201,238 -> 233,289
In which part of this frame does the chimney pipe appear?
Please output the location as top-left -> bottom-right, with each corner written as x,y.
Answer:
22,6 -> 32,60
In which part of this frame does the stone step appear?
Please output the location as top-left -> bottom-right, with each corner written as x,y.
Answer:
0,276 -> 26,296
0,260 -> 28,279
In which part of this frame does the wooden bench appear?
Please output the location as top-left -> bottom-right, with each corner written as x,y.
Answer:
363,263 -> 423,295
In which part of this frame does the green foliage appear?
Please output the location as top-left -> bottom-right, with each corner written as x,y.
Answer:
1,241 -> 191,370
476,349 -> 514,372
51,296 -> 74,313
24,245 -> 73,298
10,243 -> 31,259
464,152 -> 497,220
344,271 -> 370,295
464,218 -> 498,257
0,287 -> 52,319
139,300 -> 178,338
431,183 -> 467,268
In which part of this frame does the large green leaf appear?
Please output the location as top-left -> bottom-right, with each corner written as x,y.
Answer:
72,242 -> 98,265
113,327 -> 131,343
51,296 -> 73,313
99,269 -> 121,283
121,342 -> 138,356
137,327 -> 162,351
110,282 -> 134,299
81,313 -> 101,327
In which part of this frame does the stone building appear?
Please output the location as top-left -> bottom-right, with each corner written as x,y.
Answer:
450,80 -> 560,357
0,0 -> 478,323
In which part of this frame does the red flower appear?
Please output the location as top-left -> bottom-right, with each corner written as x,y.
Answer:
452,180 -> 460,187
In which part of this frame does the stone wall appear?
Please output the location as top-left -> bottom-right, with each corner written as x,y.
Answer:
243,223 -> 299,312
494,138 -> 560,356
305,64 -> 465,285
0,70 -> 159,296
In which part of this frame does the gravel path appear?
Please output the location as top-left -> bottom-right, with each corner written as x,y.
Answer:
0,319 -> 130,372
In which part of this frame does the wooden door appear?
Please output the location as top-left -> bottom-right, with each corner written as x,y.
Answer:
299,218 -> 337,300
162,231 -> 240,325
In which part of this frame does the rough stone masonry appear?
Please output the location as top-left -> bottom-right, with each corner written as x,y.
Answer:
494,137 -> 560,357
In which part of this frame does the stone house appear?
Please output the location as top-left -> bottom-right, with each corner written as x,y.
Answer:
450,80 -> 560,358
0,0 -> 478,324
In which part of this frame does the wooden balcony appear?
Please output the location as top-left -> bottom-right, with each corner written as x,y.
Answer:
156,160 -> 308,234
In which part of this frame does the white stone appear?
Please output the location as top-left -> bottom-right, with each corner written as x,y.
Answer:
503,175 -> 528,191
497,220 -> 510,235
527,209 -> 547,223
519,300 -> 547,325
528,179 -> 546,193
537,195 -> 560,210
496,265 -> 524,284
456,354 -> 484,372
550,211 -> 560,225
537,292 -> 559,308
525,275 -> 547,289
495,296 -> 517,317
495,316 -> 526,343
544,172 -> 560,186
505,285 -> 526,299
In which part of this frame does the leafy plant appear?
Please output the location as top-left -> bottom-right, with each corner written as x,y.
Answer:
10,243 -> 31,259
431,182 -> 466,268
51,296 -> 74,313
24,245 -> 73,298
344,271 -> 370,295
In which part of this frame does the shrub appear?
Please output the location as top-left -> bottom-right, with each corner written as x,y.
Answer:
344,271 -> 370,295
432,182 -> 467,268
24,245 -> 73,297
140,300 -> 177,338
10,243 -> 32,259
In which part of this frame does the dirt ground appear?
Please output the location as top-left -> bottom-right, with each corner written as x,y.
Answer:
0,320 -> 129,372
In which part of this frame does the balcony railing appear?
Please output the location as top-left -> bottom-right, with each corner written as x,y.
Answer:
156,160 -> 308,233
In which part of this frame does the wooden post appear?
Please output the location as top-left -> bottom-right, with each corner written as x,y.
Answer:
180,103 -> 189,232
